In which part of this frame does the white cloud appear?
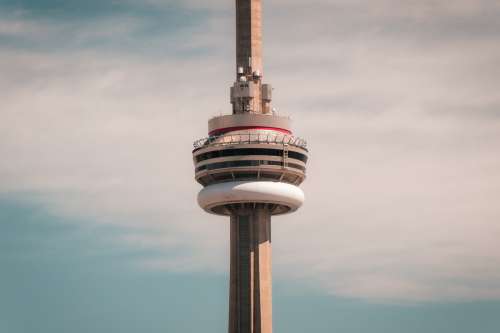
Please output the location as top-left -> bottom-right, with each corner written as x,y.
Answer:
0,19 -> 48,36
1,0 -> 500,302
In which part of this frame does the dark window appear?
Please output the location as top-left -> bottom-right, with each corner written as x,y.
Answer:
234,172 -> 258,180
288,151 -> 308,163
195,148 -> 308,163
212,174 -> 233,181
260,172 -> 281,180
195,160 -> 306,173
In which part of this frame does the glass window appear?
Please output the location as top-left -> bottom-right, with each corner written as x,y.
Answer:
195,148 -> 308,163
196,160 -> 306,173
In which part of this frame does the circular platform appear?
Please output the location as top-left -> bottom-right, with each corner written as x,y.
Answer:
208,114 -> 291,136
198,181 -> 305,216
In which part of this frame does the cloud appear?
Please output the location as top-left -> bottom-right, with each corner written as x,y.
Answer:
1,0 -> 500,302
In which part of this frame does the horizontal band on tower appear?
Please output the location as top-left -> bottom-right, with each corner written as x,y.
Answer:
195,160 -> 306,173
195,147 -> 308,163
198,180 -> 305,216
208,114 -> 291,135
209,126 -> 291,136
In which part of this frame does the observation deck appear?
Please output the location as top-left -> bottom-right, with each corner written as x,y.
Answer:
193,132 -> 308,187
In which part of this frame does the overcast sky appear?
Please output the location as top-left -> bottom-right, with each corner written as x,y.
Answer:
1,0 -> 500,332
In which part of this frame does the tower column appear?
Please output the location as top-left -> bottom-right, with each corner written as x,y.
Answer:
234,0 -> 264,114
236,0 -> 263,75
229,205 -> 272,333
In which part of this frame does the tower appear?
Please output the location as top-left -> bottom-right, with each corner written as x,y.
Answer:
192,1 -> 308,332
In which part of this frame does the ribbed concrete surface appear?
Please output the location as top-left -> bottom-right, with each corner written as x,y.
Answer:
229,206 -> 272,333
236,0 -> 263,75
235,0 -> 264,114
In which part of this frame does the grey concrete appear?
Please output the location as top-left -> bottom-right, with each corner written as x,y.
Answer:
229,205 -> 272,333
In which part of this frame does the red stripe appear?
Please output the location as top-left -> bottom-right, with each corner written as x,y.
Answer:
209,126 -> 292,136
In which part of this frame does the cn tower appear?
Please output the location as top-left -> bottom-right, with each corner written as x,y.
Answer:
192,1 -> 308,332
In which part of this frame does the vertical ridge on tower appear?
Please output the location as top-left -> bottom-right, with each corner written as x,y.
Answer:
236,0 -> 263,76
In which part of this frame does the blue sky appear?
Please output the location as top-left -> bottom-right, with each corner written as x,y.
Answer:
1,0 -> 500,332
3,196 -> 500,332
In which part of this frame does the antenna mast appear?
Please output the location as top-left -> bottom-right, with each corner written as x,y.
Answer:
232,0 -> 272,115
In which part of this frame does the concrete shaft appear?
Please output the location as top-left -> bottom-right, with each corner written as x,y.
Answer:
236,0 -> 263,75
229,206 -> 272,333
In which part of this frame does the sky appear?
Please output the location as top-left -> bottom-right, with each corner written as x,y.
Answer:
1,0 -> 500,332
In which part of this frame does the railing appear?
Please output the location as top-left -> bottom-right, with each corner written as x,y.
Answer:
193,133 -> 308,150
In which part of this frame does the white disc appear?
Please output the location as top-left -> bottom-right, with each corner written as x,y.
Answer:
198,181 -> 305,215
